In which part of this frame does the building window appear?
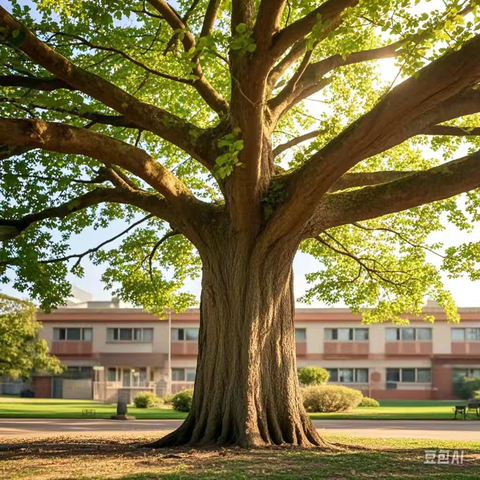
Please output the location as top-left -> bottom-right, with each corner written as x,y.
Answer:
401,368 -> 416,382
386,368 -> 431,383
171,368 -> 196,382
325,328 -> 369,341
356,368 -> 369,383
451,329 -> 465,341
107,367 -> 117,382
295,328 -> 307,342
453,368 -> 480,383
327,368 -> 369,383
467,328 -> 480,341
417,368 -> 432,383
417,328 -> 432,341
327,368 -> 338,382
355,328 -> 369,341
53,328 -> 92,341
386,369 -> 400,382
451,328 -> 480,341
172,328 -> 199,341
386,327 -> 432,341
107,328 -> 153,342
118,367 -> 147,387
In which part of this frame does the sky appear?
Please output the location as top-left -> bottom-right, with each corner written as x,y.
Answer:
2,1 -> 480,307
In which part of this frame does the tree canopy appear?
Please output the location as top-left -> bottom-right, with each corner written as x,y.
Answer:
0,293 -> 63,379
1,0 -> 480,322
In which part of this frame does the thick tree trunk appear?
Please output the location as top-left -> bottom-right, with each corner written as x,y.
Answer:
147,240 -> 325,448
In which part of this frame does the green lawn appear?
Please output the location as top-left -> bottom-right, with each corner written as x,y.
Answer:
0,397 -> 187,419
0,397 -> 467,420
1,434 -> 479,480
310,400 -> 462,420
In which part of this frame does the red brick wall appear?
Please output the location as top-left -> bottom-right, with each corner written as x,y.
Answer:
385,342 -> 433,355
33,376 -> 52,398
432,365 -> 454,400
371,389 -> 434,400
295,342 -> 307,356
323,342 -> 369,355
171,341 -> 198,355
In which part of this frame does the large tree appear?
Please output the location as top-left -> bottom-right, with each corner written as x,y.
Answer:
1,0 -> 480,447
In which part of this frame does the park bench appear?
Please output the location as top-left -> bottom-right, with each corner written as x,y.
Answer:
454,405 -> 466,419
82,409 -> 96,418
453,402 -> 480,419
467,401 -> 480,418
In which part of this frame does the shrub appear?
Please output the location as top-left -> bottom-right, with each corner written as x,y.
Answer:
298,366 -> 330,386
454,377 -> 480,399
133,391 -> 163,408
172,389 -> 194,412
302,385 -> 363,413
162,393 -> 175,405
359,396 -> 380,407
473,390 -> 480,400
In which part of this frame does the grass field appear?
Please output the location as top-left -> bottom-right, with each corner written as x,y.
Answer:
0,397 -> 466,420
1,434 -> 479,479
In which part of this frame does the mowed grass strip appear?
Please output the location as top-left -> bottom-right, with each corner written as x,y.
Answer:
0,397 -> 464,420
0,397 -> 187,419
0,434 -> 479,480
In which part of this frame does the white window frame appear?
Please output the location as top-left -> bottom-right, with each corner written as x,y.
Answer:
295,328 -> 307,342
106,328 -> 154,342
171,367 -> 196,382
171,328 -> 199,342
327,368 -> 369,383
325,328 -> 369,341
53,327 -> 93,341
386,367 -> 432,383
386,327 -> 432,342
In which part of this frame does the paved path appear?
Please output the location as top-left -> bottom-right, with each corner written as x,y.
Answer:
1,419 -> 480,441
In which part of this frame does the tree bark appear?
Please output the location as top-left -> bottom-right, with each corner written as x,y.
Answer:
146,238 -> 325,448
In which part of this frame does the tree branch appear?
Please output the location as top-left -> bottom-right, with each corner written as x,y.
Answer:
0,6 -> 207,162
52,32 -> 194,86
0,97 -> 139,129
268,33 -> 480,242
200,0 -> 222,38
315,234 -> 412,288
273,129 -> 325,157
0,117 -> 195,204
270,42 -> 399,118
148,230 -> 179,282
0,188 -> 126,241
328,171 -> 414,192
146,0 -> 228,114
304,149 -> 480,235
0,74 -> 73,91
423,125 -> 480,136
270,0 -> 359,60
352,222 -> 445,258
1,214 -> 156,269
254,1 -> 285,52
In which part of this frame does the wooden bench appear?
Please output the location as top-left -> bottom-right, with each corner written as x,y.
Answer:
454,405 -> 466,420
454,402 -> 480,419
467,402 -> 480,418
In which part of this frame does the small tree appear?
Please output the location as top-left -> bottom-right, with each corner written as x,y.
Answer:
0,294 -> 63,379
298,366 -> 330,386
454,377 -> 480,399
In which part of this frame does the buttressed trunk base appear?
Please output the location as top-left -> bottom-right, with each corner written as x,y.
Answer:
147,245 -> 325,448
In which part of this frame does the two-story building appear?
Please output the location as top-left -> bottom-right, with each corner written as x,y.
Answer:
26,297 -> 480,402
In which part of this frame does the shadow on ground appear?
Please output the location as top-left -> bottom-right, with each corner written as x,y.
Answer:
1,435 -> 479,480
